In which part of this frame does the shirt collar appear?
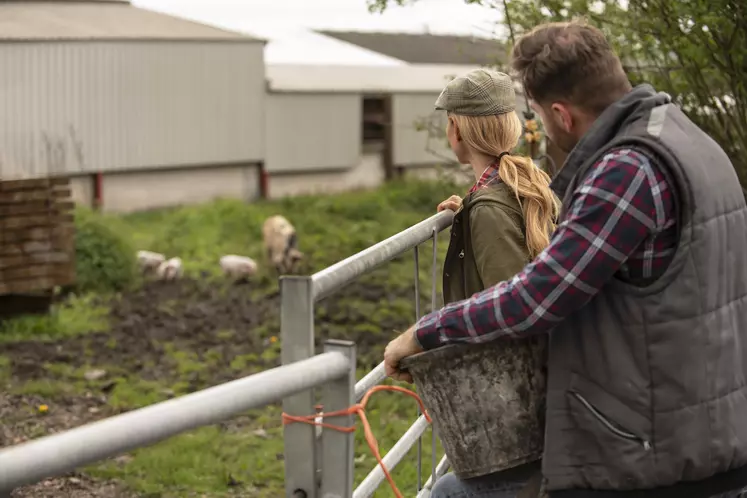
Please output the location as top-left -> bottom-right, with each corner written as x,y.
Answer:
469,163 -> 501,194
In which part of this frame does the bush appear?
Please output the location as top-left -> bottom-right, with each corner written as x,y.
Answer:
74,208 -> 138,293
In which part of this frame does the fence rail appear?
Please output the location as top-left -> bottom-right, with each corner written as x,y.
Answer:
282,209 -> 455,498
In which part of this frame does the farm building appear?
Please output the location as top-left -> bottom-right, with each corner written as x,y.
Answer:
263,30 -> 529,197
0,0 -> 266,213
0,2 -> 541,210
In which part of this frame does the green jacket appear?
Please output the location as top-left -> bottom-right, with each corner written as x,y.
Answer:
443,182 -> 530,304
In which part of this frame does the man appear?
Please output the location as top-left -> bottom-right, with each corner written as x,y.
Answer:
384,19 -> 747,498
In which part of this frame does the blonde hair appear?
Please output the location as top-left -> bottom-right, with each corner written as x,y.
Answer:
451,111 -> 559,258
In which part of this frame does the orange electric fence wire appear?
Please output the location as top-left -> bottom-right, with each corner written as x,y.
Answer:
281,384 -> 433,498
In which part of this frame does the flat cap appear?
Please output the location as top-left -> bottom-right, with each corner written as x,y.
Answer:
434,68 -> 516,116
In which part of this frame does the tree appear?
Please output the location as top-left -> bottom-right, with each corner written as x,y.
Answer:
368,0 -> 747,195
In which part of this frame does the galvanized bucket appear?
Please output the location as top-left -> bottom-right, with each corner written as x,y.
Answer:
401,336 -> 547,479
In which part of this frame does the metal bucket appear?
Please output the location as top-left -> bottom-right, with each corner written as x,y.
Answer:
401,336 -> 547,479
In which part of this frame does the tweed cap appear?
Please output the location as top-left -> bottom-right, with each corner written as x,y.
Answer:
435,68 -> 516,116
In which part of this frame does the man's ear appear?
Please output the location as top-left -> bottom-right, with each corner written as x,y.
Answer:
550,102 -> 573,133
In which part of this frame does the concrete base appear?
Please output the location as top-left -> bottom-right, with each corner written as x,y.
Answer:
69,163 -> 261,214
268,152 -> 386,199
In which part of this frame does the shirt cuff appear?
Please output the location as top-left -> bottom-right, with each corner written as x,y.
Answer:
413,311 -> 442,350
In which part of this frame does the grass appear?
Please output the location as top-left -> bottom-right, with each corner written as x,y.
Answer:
0,177 -> 465,497
0,294 -> 110,344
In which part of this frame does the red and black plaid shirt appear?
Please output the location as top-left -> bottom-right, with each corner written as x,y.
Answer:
416,147 -> 677,348
468,163 -> 502,194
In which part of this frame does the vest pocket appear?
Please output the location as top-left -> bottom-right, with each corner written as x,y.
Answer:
569,391 -> 651,451
567,372 -> 653,454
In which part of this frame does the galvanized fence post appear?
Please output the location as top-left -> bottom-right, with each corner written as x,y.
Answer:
281,276 -> 317,498
320,340 -> 356,498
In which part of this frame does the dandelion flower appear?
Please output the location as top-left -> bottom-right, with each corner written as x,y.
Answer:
38,404 -> 49,413
270,336 -> 278,344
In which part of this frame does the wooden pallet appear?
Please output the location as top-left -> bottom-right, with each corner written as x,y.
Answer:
0,177 -> 76,295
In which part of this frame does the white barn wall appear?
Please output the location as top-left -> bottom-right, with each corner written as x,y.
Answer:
265,92 -> 361,173
101,164 -> 261,214
268,146 -> 385,198
392,92 -> 454,167
265,91 -> 388,198
0,41 -> 265,180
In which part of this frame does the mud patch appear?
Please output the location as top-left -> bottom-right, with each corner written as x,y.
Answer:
9,473 -> 135,498
3,279 -> 280,386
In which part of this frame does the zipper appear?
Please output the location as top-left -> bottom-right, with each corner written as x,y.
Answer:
570,391 -> 652,451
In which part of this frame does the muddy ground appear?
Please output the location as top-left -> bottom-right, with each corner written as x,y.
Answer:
0,277 -> 415,497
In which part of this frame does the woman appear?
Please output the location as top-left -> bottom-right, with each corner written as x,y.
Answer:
430,69 -> 558,497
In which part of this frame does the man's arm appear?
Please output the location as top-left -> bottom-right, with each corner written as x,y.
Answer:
415,147 -> 671,350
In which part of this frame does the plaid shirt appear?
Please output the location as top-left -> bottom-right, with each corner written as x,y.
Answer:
468,162 -> 501,193
415,147 -> 677,349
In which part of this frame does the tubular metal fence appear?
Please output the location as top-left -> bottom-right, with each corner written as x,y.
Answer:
0,209 -> 455,498
282,209 -> 455,498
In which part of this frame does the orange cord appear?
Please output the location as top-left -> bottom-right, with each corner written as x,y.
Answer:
281,384 -> 433,498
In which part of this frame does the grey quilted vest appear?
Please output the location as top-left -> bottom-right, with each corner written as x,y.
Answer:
543,85 -> 747,496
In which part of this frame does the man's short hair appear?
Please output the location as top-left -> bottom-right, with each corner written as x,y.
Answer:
510,19 -> 631,114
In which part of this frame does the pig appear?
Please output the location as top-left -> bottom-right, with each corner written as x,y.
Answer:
219,255 -> 258,281
137,250 -> 166,274
156,257 -> 183,281
262,215 -> 304,275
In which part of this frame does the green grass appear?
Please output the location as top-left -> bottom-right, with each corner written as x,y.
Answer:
1,178 -> 466,497
118,177 -> 457,285
0,294 -> 110,344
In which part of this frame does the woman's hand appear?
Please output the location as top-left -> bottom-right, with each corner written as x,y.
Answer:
437,195 -> 462,213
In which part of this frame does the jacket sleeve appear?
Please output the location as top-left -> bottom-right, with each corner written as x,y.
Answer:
469,204 -> 528,287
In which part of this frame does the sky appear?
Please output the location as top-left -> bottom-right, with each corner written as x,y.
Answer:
131,0 -> 505,65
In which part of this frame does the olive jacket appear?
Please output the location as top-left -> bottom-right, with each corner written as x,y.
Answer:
443,182 -> 531,304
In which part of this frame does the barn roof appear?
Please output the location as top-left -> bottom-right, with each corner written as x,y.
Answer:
0,1 -> 263,42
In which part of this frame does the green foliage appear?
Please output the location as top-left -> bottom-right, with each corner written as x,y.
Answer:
370,0 -> 747,191
74,207 -> 138,293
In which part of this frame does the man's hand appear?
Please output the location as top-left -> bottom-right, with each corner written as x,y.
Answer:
437,195 -> 462,213
384,325 -> 423,383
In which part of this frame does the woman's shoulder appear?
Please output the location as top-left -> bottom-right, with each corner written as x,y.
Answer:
467,192 -> 525,235
467,183 -> 523,216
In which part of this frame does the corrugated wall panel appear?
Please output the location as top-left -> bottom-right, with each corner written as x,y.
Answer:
0,41 -> 264,179
392,92 -> 530,167
392,93 -> 454,166
265,93 -> 361,173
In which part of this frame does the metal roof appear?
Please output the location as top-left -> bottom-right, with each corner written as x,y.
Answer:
317,30 -> 507,66
266,63 -> 524,94
0,1 -> 263,42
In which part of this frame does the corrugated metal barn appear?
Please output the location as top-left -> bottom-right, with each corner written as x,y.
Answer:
263,31 -> 528,198
0,0 -> 266,213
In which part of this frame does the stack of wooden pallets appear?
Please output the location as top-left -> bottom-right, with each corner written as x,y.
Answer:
0,177 -> 76,296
